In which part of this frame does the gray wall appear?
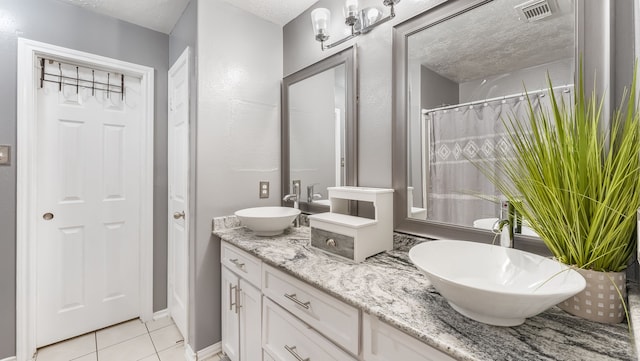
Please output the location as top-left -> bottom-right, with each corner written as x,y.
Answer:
421,66 -> 460,110
193,0 -> 283,351
168,0 -> 200,351
0,0 -> 169,358
614,0 -> 635,107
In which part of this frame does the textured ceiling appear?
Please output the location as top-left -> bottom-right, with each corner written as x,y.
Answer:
55,0 -> 190,34
55,0 -> 318,34
223,0 -> 319,26
409,0 -> 575,83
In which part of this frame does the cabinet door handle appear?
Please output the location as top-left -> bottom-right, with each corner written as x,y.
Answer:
229,258 -> 245,269
284,293 -> 311,309
236,285 -> 241,313
229,284 -> 237,311
284,345 -> 309,361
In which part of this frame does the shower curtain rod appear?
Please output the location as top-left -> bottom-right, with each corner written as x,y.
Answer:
421,84 -> 574,115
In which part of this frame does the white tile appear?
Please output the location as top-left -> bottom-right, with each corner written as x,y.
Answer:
71,352 -> 97,361
205,354 -> 223,361
36,333 -> 96,361
150,324 -> 184,352
98,334 -> 156,361
145,316 -> 175,332
96,319 -> 148,350
157,344 -> 186,361
139,354 -> 161,361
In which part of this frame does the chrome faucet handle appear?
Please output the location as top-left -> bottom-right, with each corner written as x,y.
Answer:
306,183 -> 322,203
283,193 -> 298,202
492,219 -> 509,233
292,180 -> 301,195
493,219 -> 514,248
495,200 -> 520,248
502,200 -> 522,234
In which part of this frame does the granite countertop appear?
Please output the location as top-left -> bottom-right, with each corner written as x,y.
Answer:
214,224 -> 636,361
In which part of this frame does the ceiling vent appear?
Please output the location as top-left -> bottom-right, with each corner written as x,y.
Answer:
515,0 -> 554,22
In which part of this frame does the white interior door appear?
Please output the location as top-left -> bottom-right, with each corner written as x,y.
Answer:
168,48 -> 190,339
36,61 -> 144,347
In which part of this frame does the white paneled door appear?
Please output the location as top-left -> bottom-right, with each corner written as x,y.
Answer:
168,48 -> 190,340
36,62 -> 144,347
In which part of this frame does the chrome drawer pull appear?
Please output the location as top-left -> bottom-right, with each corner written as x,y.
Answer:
236,286 -> 242,313
284,345 -> 309,361
229,258 -> 245,269
229,284 -> 237,312
284,293 -> 311,309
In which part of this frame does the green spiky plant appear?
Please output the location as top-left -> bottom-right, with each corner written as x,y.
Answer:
484,65 -> 640,273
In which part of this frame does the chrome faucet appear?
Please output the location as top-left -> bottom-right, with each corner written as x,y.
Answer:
307,184 -> 323,203
493,200 -> 521,248
283,180 -> 301,227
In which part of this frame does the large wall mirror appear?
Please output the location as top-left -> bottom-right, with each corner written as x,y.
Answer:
282,46 -> 357,213
393,0 -> 578,252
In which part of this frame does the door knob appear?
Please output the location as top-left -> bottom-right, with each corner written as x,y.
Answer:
43,212 -> 54,220
173,211 -> 185,220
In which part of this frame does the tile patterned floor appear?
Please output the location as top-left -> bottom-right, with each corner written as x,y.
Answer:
35,317 -> 225,361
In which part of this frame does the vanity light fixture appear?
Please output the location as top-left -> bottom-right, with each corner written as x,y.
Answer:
311,0 -> 400,51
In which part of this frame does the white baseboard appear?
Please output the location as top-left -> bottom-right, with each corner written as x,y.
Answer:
1,356 -> 17,361
152,309 -> 170,320
184,344 -> 196,361
185,342 -> 222,361
197,342 -> 222,360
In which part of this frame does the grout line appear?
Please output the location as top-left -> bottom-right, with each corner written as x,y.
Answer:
96,333 -> 150,352
95,321 -> 150,352
148,330 -> 160,357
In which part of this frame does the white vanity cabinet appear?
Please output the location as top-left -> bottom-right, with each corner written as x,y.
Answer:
221,243 -> 262,361
220,241 -> 459,361
262,264 -> 360,355
363,314 -> 456,361
263,298 -> 356,361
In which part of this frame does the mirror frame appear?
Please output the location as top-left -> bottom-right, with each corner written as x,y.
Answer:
392,0 -> 584,255
282,46 -> 358,213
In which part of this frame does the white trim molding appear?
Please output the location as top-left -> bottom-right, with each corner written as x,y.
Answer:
16,38 -> 155,361
153,309 -> 170,321
184,344 -> 196,361
1,356 -> 18,361
185,342 -> 222,361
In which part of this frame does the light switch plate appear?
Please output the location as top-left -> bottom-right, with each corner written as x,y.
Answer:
259,181 -> 269,199
0,145 -> 10,166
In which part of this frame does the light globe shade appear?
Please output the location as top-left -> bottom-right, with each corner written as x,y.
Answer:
311,8 -> 331,40
366,8 -> 381,25
344,0 -> 359,18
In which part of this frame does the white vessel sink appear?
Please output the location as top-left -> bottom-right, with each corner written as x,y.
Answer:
235,207 -> 301,236
473,217 -> 540,237
408,240 -> 585,326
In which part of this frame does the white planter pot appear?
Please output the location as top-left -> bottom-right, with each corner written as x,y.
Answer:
558,268 -> 626,324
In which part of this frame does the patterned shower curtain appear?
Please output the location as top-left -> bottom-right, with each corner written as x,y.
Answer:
425,88 -> 573,226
